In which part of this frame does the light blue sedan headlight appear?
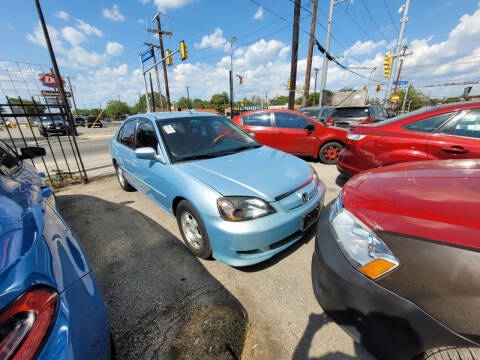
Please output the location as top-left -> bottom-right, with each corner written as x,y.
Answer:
217,196 -> 276,221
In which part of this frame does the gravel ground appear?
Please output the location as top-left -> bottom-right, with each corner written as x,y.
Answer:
57,160 -> 375,360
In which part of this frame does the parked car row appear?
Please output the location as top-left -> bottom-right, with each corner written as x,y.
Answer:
3,102 -> 480,359
73,116 -> 104,128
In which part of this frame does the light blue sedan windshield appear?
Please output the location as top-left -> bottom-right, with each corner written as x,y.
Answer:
156,116 -> 261,162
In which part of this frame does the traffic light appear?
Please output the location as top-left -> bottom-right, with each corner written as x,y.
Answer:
363,85 -> 367,92
166,49 -> 173,66
180,40 -> 188,61
287,79 -> 291,90
384,51 -> 392,78
376,84 -> 381,92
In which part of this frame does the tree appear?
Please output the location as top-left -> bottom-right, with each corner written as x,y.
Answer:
270,95 -> 289,105
192,98 -> 207,109
7,98 -> 45,114
208,92 -> 229,113
176,97 -> 190,109
132,92 -> 167,113
392,86 -> 425,112
104,100 -> 131,120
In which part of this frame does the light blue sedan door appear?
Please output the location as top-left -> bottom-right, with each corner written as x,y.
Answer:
116,118 -> 138,185
130,119 -> 171,211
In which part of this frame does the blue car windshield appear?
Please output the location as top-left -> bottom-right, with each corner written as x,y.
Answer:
156,116 -> 261,162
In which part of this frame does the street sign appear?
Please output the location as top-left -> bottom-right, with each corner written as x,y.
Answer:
141,48 -> 154,63
39,73 -> 65,88
393,80 -> 409,86
41,90 -> 71,97
44,97 -> 71,107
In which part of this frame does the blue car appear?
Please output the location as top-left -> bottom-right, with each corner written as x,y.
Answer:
0,141 -> 110,359
110,112 -> 326,266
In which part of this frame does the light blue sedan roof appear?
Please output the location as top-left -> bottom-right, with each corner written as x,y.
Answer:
130,111 -> 222,122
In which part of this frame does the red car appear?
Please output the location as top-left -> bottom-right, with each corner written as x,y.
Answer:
232,109 -> 347,164
312,159 -> 480,360
337,101 -> 480,176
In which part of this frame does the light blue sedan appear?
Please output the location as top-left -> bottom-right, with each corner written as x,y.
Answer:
110,112 -> 325,266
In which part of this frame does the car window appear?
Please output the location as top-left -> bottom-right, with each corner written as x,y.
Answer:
0,141 -> 21,176
404,113 -> 453,133
157,116 -> 259,162
331,107 -> 369,118
243,112 -> 272,127
120,119 -> 137,148
136,120 -> 158,150
298,109 -> 320,119
453,110 -> 480,139
274,112 -> 309,129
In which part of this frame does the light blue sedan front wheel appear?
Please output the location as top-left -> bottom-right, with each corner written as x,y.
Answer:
176,200 -> 212,259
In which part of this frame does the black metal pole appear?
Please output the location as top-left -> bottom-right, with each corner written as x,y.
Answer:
229,70 -> 234,118
35,0 -> 88,182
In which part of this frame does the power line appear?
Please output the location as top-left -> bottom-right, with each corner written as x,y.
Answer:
359,0 -> 389,42
383,0 -> 399,32
338,2 -> 372,41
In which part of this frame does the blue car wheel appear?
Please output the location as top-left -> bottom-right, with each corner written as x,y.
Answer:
176,200 -> 212,259
114,163 -> 135,192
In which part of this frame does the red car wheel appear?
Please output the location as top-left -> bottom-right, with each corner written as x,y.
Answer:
319,142 -> 344,164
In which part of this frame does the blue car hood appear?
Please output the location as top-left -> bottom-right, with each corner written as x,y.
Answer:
177,146 -> 312,201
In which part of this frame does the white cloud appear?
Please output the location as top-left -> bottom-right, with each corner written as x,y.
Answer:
55,11 -> 69,21
59,47 -> 108,68
138,19 -> 145,24
6,22 -> 14,30
253,6 -> 264,20
105,41 -> 124,56
26,23 -> 66,53
152,0 -> 198,11
61,26 -> 87,47
344,40 -> 386,56
195,28 -> 229,51
102,5 -> 125,22
76,20 -> 103,37
139,0 -> 150,4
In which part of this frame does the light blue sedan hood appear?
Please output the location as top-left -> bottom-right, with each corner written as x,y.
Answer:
177,146 -> 312,201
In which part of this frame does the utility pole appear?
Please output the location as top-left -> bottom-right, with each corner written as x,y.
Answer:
313,67 -> 319,106
66,77 -> 78,116
151,12 -> 172,111
288,0 -> 301,110
393,44 -> 407,95
35,0 -> 87,180
319,0 -> 345,107
229,37 -> 236,118
186,85 -> 191,109
386,0 -> 410,103
149,73 -> 156,111
145,42 -> 165,111
302,0 -> 318,108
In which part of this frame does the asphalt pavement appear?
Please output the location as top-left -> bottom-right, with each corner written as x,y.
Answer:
56,160 -> 375,360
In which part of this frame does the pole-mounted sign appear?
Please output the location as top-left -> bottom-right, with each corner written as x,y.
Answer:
39,73 -> 65,88
141,48 -> 154,63
393,80 -> 408,86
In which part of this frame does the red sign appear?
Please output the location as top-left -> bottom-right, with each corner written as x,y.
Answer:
39,73 -> 65,89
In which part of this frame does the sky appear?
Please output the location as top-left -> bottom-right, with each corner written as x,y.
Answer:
1,0 -> 480,108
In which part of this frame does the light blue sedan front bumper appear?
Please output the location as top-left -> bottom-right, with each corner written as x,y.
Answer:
205,181 -> 326,267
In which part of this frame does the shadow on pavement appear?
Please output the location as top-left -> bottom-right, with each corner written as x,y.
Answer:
58,194 -> 247,360
292,313 -> 375,360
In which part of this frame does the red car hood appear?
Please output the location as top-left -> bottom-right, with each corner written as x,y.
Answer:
342,159 -> 480,250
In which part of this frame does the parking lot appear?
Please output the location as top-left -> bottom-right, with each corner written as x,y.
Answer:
57,160 -> 374,360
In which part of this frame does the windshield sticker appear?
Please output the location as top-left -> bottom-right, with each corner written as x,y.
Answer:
163,125 -> 176,134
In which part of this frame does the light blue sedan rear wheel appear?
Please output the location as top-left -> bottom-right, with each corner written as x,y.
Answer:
115,163 -> 135,192
176,200 -> 212,259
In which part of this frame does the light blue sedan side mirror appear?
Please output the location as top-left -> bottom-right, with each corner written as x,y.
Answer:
135,147 -> 156,160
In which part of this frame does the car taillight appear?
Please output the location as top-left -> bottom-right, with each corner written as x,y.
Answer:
326,118 -> 334,126
359,117 -> 371,123
0,287 -> 58,360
